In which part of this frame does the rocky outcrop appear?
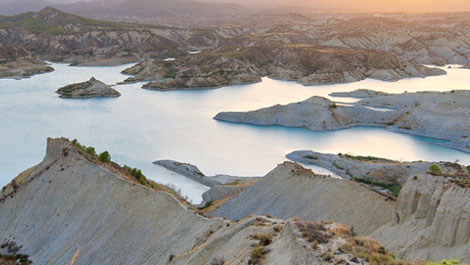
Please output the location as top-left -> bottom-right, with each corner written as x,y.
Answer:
0,45 -> 53,79
213,162 -> 394,235
0,138 -> 404,264
215,90 -> 470,152
372,174 -> 470,263
56,77 -> 120,98
154,160 -> 219,187
287,150 -> 468,184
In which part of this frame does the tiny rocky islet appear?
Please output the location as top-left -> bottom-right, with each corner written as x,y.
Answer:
56,77 -> 120,98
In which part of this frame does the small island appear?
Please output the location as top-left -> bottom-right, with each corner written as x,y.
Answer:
56,77 -> 121,98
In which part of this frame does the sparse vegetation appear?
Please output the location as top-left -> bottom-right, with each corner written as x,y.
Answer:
123,165 -> 147,185
304,155 -> 318,160
223,180 -> 241,185
339,153 -> 390,162
197,200 -> 213,210
429,164 -> 442,175
352,177 -> 402,197
426,260 -> 467,265
163,66 -> 178,78
333,161 -> 344,170
0,241 -> 32,265
252,234 -> 272,246
329,103 -> 338,109
296,221 -> 331,244
249,246 -> 267,265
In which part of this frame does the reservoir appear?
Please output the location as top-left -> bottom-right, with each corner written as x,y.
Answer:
1,63 -> 469,203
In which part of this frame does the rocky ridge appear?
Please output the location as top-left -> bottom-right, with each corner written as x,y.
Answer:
123,45 -> 445,90
0,138 -> 406,264
212,162 -> 395,235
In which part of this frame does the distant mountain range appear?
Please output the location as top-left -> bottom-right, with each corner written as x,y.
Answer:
0,0 -> 248,25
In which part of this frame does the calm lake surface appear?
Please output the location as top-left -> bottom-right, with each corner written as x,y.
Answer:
1,63 -> 470,203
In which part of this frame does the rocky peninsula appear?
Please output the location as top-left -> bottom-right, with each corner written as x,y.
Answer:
215,90 -> 470,153
123,45 -> 445,90
154,160 -> 260,207
0,45 -> 53,79
287,150 -> 469,196
56,77 -> 121,98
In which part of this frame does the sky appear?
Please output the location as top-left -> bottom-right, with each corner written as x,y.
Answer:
213,0 -> 470,12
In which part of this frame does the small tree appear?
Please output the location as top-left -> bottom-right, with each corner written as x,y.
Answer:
429,164 -> 442,175
99,151 -> 111,163
85,147 -> 96,155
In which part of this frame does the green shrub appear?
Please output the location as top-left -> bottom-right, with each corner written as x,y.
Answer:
273,226 -> 281,233
123,165 -> 147,185
353,177 -> 402,197
304,155 -> 318,160
467,165 -> 470,173
198,200 -> 213,210
429,164 -> 442,175
426,260 -> 467,265
329,103 -> 338,109
340,154 -> 387,162
85,147 -> 96,155
99,151 -> 111,163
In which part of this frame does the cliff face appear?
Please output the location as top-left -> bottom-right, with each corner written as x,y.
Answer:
213,162 -> 394,235
372,174 -> 470,263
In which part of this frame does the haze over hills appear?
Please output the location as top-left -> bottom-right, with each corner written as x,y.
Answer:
0,0 -> 248,25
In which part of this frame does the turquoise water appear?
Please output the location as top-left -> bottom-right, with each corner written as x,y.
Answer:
1,63 -> 470,203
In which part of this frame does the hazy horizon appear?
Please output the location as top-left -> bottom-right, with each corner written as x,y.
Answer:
207,0 -> 470,12
2,0 -> 470,13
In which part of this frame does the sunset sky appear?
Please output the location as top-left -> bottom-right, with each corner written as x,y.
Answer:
215,0 -> 470,12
